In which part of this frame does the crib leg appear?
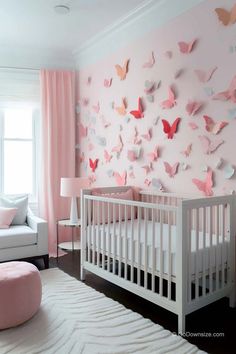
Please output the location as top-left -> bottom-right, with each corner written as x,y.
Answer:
80,266 -> 85,281
178,313 -> 185,335
229,287 -> 236,308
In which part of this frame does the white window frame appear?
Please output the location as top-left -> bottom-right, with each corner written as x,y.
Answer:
0,105 -> 40,203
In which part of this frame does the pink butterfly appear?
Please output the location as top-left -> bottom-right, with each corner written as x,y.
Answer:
93,101 -> 100,114
129,170 -> 135,179
78,123 -> 87,139
165,51 -> 172,59
181,143 -> 192,157
100,115 -> 111,128
212,75 -> 236,103
144,178 -> 151,186
192,169 -> 213,196
89,158 -> 99,172
194,67 -> 217,83
81,98 -> 89,106
162,117 -> 181,139
174,69 -> 184,79
104,150 -> 112,163
147,145 -> 159,162
104,78 -> 112,87
203,115 -> 228,134
186,101 -> 202,116
114,171 -> 127,186
129,127 -> 142,145
164,162 -> 179,178
88,174 -> 96,185
142,163 -> 153,175
127,150 -> 138,162
142,51 -> 155,68
111,135 -> 123,153
144,80 -> 155,94
141,128 -> 152,141
161,86 -> 176,109
188,122 -> 199,130
199,135 -> 224,154
178,39 -> 196,54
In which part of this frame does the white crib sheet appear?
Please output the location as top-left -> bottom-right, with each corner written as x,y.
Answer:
87,220 -> 229,277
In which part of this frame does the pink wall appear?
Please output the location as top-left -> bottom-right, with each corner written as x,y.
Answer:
76,0 -> 236,196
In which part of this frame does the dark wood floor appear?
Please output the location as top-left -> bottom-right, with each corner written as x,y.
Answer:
38,253 -> 235,354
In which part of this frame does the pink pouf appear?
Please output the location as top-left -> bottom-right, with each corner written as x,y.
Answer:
0,261 -> 42,330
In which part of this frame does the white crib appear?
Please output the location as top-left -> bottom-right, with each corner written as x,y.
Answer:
80,186 -> 235,334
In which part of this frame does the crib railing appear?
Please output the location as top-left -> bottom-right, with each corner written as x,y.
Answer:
81,193 -> 179,312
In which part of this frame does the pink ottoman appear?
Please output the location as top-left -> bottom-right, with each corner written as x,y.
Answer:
0,261 -> 42,330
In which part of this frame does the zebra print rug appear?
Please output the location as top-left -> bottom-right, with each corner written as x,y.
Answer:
0,268 -> 206,353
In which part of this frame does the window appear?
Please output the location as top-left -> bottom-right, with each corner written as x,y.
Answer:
0,106 -> 39,201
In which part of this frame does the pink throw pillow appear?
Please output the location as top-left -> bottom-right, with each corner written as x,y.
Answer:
0,207 -> 18,229
91,188 -> 134,224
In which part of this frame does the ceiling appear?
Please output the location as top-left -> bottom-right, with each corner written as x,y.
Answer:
0,0 -> 147,56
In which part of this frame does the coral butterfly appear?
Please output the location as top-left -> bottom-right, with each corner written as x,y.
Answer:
194,67 -> 217,83
161,86 -> 176,109
114,171 -> 127,186
141,128 -> 152,141
104,78 -> 112,87
203,115 -> 228,135
142,51 -> 155,68
163,162 -> 179,178
192,169 -> 213,196
115,98 -> 127,116
104,150 -> 112,163
115,59 -> 129,80
181,143 -> 192,157
212,75 -> 236,103
147,145 -> 159,162
89,158 -> 99,172
186,101 -> 202,116
198,135 -> 224,154
215,4 -> 236,26
130,97 -> 144,119
92,102 -> 100,114
142,163 -> 153,175
161,117 -> 181,139
111,135 -> 123,154
178,39 -> 196,54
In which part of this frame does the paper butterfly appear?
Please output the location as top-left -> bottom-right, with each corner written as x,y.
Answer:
164,162 -> 179,178
198,135 -> 224,154
104,78 -> 112,87
153,117 -> 159,125
203,87 -> 215,97
181,162 -> 188,171
129,170 -> 135,179
186,101 -> 202,116
92,102 -> 100,114
152,178 -> 164,191
144,178 -> 151,186
115,98 -> 127,116
129,126 -> 141,145
212,75 -> 236,102
144,80 -> 155,94
178,39 -> 196,54
127,147 -> 141,162
130,97 -> 144,119
114,171 -> 127,186
100,115 -> 111,128
142,51 -> 155,68
161,86 -> 176,109
88,174 -> 96,185
215,4 -> 236,26
161,117 -> 181,139
89,158 -> 99,172
95,136 -> 106,146
174,68 -> 184,79
215,158 -> 223,169
201,165 -> 208,172
224,164 -> 235,179
104,150 -> 112,163
228,108 -> 236,119
115,59 -> 129,80
188,122 -> 199,130
147,145 -> 159,162
146,95 -> 154,102
111,135 -> 123,154
194,67 -> 217,83
192,169 -> 213,196
142,163 -> 153,175
203,115 -> 228,135
141,128 -> 152,141
78,123 -> 87,139
181,143 -> 192,157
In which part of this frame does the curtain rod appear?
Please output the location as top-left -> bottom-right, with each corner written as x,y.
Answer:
0,66 -> 40,72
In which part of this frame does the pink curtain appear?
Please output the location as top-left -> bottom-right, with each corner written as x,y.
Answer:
39,70 -> 75,256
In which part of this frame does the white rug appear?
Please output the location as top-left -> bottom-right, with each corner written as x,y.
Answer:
0,268 -> 206,354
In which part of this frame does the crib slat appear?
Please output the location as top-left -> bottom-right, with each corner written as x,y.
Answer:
97,201 -> 100,267
151,208 -> 155,292
167,210 -> 171,300
202,206 -> 206,297
102,201 -> 105,270
107,202 -> 111,272
215,204 -> 220,291
124,205 -> 128,280
160,209 -> 163,297
88,199 -> 92,263
209,206 -> 213,294
195,208 -> 199,300
118,204 -> 122,277
222,204 -> 225,286
137,207 -> 141,287
188,209 -> 192,302
144,208 -> 148,289
92,200 -> 96,265
130,206 -> 134,283
112,203 -> 116,274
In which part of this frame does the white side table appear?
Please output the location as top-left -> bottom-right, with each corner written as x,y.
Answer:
56,219 -> 81,259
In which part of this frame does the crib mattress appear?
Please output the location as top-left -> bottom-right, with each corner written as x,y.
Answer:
87,220 -> 229,277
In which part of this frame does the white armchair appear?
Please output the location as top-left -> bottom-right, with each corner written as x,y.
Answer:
0,213 -> 49,268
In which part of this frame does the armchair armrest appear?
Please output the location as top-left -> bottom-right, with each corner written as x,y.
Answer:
27,214 -> 48,254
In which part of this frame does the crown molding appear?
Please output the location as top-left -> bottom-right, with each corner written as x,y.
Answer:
74,0 -> 205,69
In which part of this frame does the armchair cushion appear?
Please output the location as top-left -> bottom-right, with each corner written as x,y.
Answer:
0,207 -> 17,229
0,225 -> 37,249
0,195 -> 28,225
